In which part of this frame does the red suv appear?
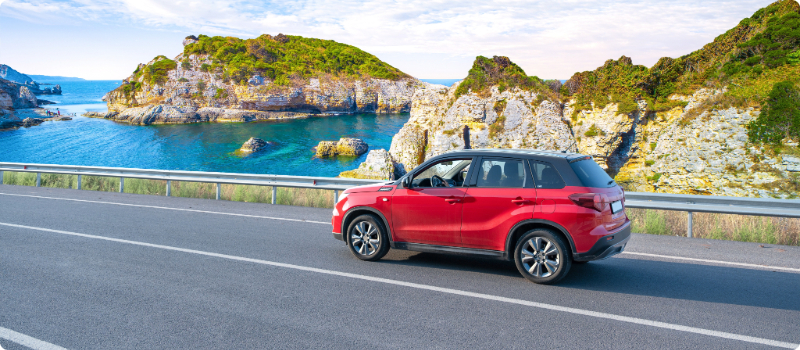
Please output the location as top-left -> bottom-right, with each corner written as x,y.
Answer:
331,149 -> 630,284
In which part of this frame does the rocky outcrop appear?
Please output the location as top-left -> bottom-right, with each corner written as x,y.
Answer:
0,64 -> 60,95
85,105 -> 311,125
339,149 -> 397,179
238,137 -> 271,153
21,117 -> 43,127
387,82 -> 574,170
0,77 -> 40,129
101,36 -> 419,125
315,138 -> 368,157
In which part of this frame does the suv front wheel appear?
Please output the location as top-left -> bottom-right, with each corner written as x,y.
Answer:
514,229 -> 572,284
347,214 -> 390,261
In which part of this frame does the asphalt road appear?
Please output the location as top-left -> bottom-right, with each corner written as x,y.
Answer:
1,185 -> 799,349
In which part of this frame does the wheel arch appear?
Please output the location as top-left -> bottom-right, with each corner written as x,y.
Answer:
505,219 -> 576,257
342,206 -> 392,244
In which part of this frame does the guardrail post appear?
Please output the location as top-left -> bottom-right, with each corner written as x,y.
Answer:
77,175 -> 82,190
166,180 -> 171,197
216,183 -> 221,200
334,190 -> 338,204
0,171 -> 3,185
687,211 -> 693,238
36,173 -> 41,187
271,186 -> 277,205
119,177 -> 124,193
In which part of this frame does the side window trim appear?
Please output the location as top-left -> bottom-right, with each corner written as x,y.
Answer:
473,156 -> 528,188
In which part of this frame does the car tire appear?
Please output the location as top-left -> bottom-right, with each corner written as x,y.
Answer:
514,229 -> 572,284
346,214 -> 390,261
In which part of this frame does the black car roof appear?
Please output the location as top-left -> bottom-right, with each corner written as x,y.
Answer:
441,148 -> 587,161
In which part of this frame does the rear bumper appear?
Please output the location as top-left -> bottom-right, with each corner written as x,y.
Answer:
333,232 -> 344,241
573,221 -> 631,262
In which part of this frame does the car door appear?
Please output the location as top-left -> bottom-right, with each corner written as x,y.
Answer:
460,157 -> 536,251
391,157 -> 474,246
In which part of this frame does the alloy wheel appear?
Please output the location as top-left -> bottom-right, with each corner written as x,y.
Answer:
350,221 -> 380,256
520,237 -> 560,278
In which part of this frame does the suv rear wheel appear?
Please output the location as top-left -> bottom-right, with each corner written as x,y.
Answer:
347,214 -> 390,261
514,229 -> 572,284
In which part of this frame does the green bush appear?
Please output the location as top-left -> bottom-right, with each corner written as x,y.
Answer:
197,80 -> 206,91
454,56 -> 548,99
200,63 -> 211,72
214,88 -> 228,99
584,124 -> 605,137
645,160 -> 655,166
183,34 -> 408,84
143,57 -> 176,85
748,81 -> 800,144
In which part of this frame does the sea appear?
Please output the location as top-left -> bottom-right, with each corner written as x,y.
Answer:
0,79 -> 457,177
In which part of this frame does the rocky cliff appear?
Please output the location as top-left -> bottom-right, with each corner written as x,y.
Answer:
99,34 -> 419,125
0,78 -> 39,129
0,64 -> 61,95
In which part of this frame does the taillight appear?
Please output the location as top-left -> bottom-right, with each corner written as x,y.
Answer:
620,188 -> 625,204
569,193 -> 609,212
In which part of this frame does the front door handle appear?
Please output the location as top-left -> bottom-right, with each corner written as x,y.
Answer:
511,198 -> 529,205
445,198 -> 461,204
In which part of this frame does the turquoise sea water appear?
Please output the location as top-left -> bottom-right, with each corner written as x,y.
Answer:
1,80 -> 410,177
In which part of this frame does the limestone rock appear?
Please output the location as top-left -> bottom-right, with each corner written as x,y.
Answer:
21,117 -> 43,127
315,138 -> 369,157
239,137 -> 270,153
339,149 -> 395,180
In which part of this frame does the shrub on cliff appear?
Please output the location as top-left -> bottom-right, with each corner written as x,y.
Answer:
454,56 -> 548,99
748,81 -> 800,144
182,34 -> 408,84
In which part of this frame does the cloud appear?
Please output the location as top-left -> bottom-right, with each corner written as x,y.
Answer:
0,0 -> 777,78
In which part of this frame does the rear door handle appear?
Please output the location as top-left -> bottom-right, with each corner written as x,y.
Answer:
445,198 -> 461,203
511,198 -> 529,204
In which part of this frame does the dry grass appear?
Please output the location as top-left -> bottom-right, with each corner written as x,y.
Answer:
1,171 -> 334,208
4,171 -> 798,246
627,208 -> 800,246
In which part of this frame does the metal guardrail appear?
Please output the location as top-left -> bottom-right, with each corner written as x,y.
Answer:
0,162 -> 383,204
1,162 -> 799,238
624,192 -> 800,237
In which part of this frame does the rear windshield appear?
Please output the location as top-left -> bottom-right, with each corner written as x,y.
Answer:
569,159 -> 615,188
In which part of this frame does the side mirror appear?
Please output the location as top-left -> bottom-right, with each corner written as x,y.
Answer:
402,176 -> 412,188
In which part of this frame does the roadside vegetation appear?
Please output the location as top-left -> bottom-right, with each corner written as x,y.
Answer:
3,171 -> 798,246
627,208 -> 799,246
1,172 -> 333,208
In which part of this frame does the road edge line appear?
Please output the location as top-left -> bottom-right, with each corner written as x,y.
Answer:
621,252 -> 800,273
0,326 -> 68,350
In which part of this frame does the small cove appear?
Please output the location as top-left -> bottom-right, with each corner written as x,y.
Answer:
1,80 -> 411,177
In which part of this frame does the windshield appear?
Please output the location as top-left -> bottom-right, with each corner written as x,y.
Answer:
569,159 -> 615,188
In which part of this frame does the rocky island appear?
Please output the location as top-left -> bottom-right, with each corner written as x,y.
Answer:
95,34 -> 419,125
342,0 -> 800,198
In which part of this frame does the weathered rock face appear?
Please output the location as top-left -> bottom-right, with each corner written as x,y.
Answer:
87,105 -> 311,125
103,50 -> 419,125
0,64 -> 58,95
378,80 -> 799,198
338,149 -> 396,180
387,82 -> 575,170
315,138 -> 369,157
238,137 -> 270,153
0,78 -> 39,129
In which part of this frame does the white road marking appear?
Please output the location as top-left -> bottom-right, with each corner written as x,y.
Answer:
0,192 -> 329,225
3,222 -> 798,349
621,252 -> 800,273
0,326 -> 68,350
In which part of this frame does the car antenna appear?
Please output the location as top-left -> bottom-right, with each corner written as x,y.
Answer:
563,138 -> 577,153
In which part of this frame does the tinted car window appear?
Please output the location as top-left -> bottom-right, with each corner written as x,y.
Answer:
476,159 -> 526,188
569,158 -> 615,188
529,161 -> 565,189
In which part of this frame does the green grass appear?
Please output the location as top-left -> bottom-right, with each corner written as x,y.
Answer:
1,172 -> 334,208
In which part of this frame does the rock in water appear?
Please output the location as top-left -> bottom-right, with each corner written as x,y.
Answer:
339,149 -> 397,180
239,137 -> 270,153
21,118 -> 43,127
314,138 -> 368,157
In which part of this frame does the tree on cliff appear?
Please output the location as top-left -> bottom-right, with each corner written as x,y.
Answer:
748,81 -> 800,144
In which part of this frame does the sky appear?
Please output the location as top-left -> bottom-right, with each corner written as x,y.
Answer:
0,0 -> 778,80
